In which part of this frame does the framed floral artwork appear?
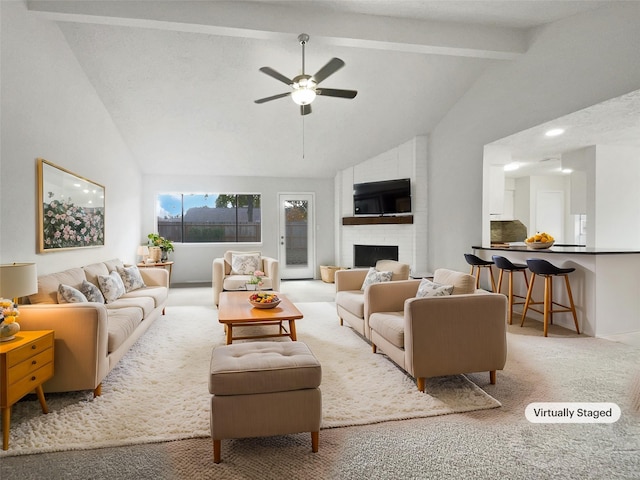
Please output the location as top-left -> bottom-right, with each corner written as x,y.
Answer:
37,158 -> 105,252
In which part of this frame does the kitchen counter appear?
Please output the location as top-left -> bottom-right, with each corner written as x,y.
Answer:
472,245 -> 640,338
473,244 -> 640,255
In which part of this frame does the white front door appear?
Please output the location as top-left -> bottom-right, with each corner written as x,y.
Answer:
278,193 -> 315,279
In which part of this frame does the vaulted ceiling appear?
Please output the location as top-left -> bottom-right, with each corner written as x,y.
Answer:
27,0 -> 614,178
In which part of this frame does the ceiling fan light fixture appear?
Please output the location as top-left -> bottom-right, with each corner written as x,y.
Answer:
292,86 -> 316,105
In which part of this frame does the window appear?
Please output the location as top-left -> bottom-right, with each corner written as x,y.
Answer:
157,193 -> 261,243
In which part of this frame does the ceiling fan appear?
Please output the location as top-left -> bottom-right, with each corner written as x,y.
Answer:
254,33 -> 358,116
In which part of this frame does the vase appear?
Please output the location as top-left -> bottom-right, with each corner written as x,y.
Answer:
246,284 -> 257,291
161,249 -> 168,262
0,321 -> 20,342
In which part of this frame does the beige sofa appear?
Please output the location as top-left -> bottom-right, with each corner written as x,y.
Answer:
334,260 -> 410,338
212,251 -> 279,306
19,259 -> 169,396
367,269 -> 507,392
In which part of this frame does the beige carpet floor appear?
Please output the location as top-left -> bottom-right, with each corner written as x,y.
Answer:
1,284 -> 639,479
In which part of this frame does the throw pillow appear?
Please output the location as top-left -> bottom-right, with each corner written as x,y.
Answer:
57,284 -> 88,304
80,280 -> 105,303
361,267 -> 393,290
117,265 -> 146,292
231,253 -> 261,275
97,271 -> 126,303
416,278 -> 454,298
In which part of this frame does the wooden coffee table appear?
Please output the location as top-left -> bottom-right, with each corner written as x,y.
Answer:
217,292 -> 303,344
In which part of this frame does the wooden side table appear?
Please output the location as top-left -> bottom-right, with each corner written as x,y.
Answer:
0,330 -> 54,450
137,261 -> 174,284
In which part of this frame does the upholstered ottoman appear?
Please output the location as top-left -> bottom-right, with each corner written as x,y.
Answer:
209,341 -> 322,463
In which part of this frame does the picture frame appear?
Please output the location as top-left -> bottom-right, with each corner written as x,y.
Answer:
37,158 -> 105,252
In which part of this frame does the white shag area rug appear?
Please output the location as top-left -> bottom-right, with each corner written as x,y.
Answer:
2,302 -> 500,456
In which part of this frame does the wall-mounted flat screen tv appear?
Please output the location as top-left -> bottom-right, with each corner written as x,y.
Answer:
353,178 -> 411,215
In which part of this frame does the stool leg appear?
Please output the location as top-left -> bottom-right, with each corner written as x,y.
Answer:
474,268 -> 481,289
548,276 -> 554,325
521,274 -> 536,327
564,275 -> 580,334
507,271 -> 514,325
497,269 -> 504,294
311,431 -> 319,453
543,276 -> 552,337
469,265 -> 475,276
522,270 -> 530,289
213,439 -> 221,464
487,267 -> 496,293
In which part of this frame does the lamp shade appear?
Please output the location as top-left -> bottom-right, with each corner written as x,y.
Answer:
137,245 -> 150,256
0,263 -> 38,300
291,87 -> 316,106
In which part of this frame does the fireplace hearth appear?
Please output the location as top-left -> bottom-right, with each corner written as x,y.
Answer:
354,245 -> 399,268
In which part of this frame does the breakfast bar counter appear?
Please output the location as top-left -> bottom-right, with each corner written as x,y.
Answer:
472,245 -> 640,338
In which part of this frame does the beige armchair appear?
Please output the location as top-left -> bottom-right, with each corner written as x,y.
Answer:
367,269 -> 507,392
212,251 -> 279,306
335,260 -> 410,338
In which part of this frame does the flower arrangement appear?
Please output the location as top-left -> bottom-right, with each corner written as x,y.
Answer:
1,299 -> 18,322
0,299 -> 20,341
247,270 -> 265,287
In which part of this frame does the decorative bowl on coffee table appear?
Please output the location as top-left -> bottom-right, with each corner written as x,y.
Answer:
249,292 -> 280,309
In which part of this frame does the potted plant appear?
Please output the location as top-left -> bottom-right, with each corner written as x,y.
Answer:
147,233 -> 174,262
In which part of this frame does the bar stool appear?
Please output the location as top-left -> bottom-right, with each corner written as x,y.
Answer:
492,255 -> 529,325
464,254 -> 496,292
521,258 -> 580,337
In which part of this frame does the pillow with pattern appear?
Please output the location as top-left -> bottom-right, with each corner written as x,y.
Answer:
80,280 -> 105,303
116,265 -> 146,292
57,284 -> 88,304
97,271 -> 126,303
231,254 -> 261,275
361,267 -> 393,290
416,278 -> 454,298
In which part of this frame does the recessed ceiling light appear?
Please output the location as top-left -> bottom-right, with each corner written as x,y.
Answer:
545,128 -> 565,137
561,168 -> 573,174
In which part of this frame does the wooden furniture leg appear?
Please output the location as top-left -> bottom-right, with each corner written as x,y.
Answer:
2,407 -> 10,451
416,377 -> 425,393
565,275 -> 580,334
213,439 -> 221,464
311,431 -> 319,452
288,319 -> 297,341
490,370 -> 496,384
35,385 -> 49,414
225,325 -> 233,345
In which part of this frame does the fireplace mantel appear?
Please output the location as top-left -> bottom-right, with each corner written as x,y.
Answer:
342,215 -> 413,226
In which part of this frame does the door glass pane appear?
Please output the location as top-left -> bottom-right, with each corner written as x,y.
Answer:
284,200 -> 308,266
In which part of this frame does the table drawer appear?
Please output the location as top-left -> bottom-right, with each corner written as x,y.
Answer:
7,348 -> 54,386
5,333 -> 54,367
6,362 -> 54,406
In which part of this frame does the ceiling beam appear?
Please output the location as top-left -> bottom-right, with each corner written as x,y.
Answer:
27,0 -> 526,60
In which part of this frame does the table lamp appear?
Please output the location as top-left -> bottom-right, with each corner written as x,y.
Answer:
0,262 -> 38,341
137,245 -> 150,263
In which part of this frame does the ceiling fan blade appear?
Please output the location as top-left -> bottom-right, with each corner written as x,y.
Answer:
300,104 -> 312,116
254,92 -> 291,104
312,58 -> 345,84
316,88 -> 358,99
259,67 -> 293,85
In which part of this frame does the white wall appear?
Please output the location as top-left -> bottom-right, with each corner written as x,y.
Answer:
142,174 -> 334,284
0,1 -> 141,274
428,3 -> 640,271
594,145 -> 640,248
336,136 -> 428,273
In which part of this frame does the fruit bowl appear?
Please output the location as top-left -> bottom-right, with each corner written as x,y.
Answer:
525,240 -> 555,249
249,292 -> 281,309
